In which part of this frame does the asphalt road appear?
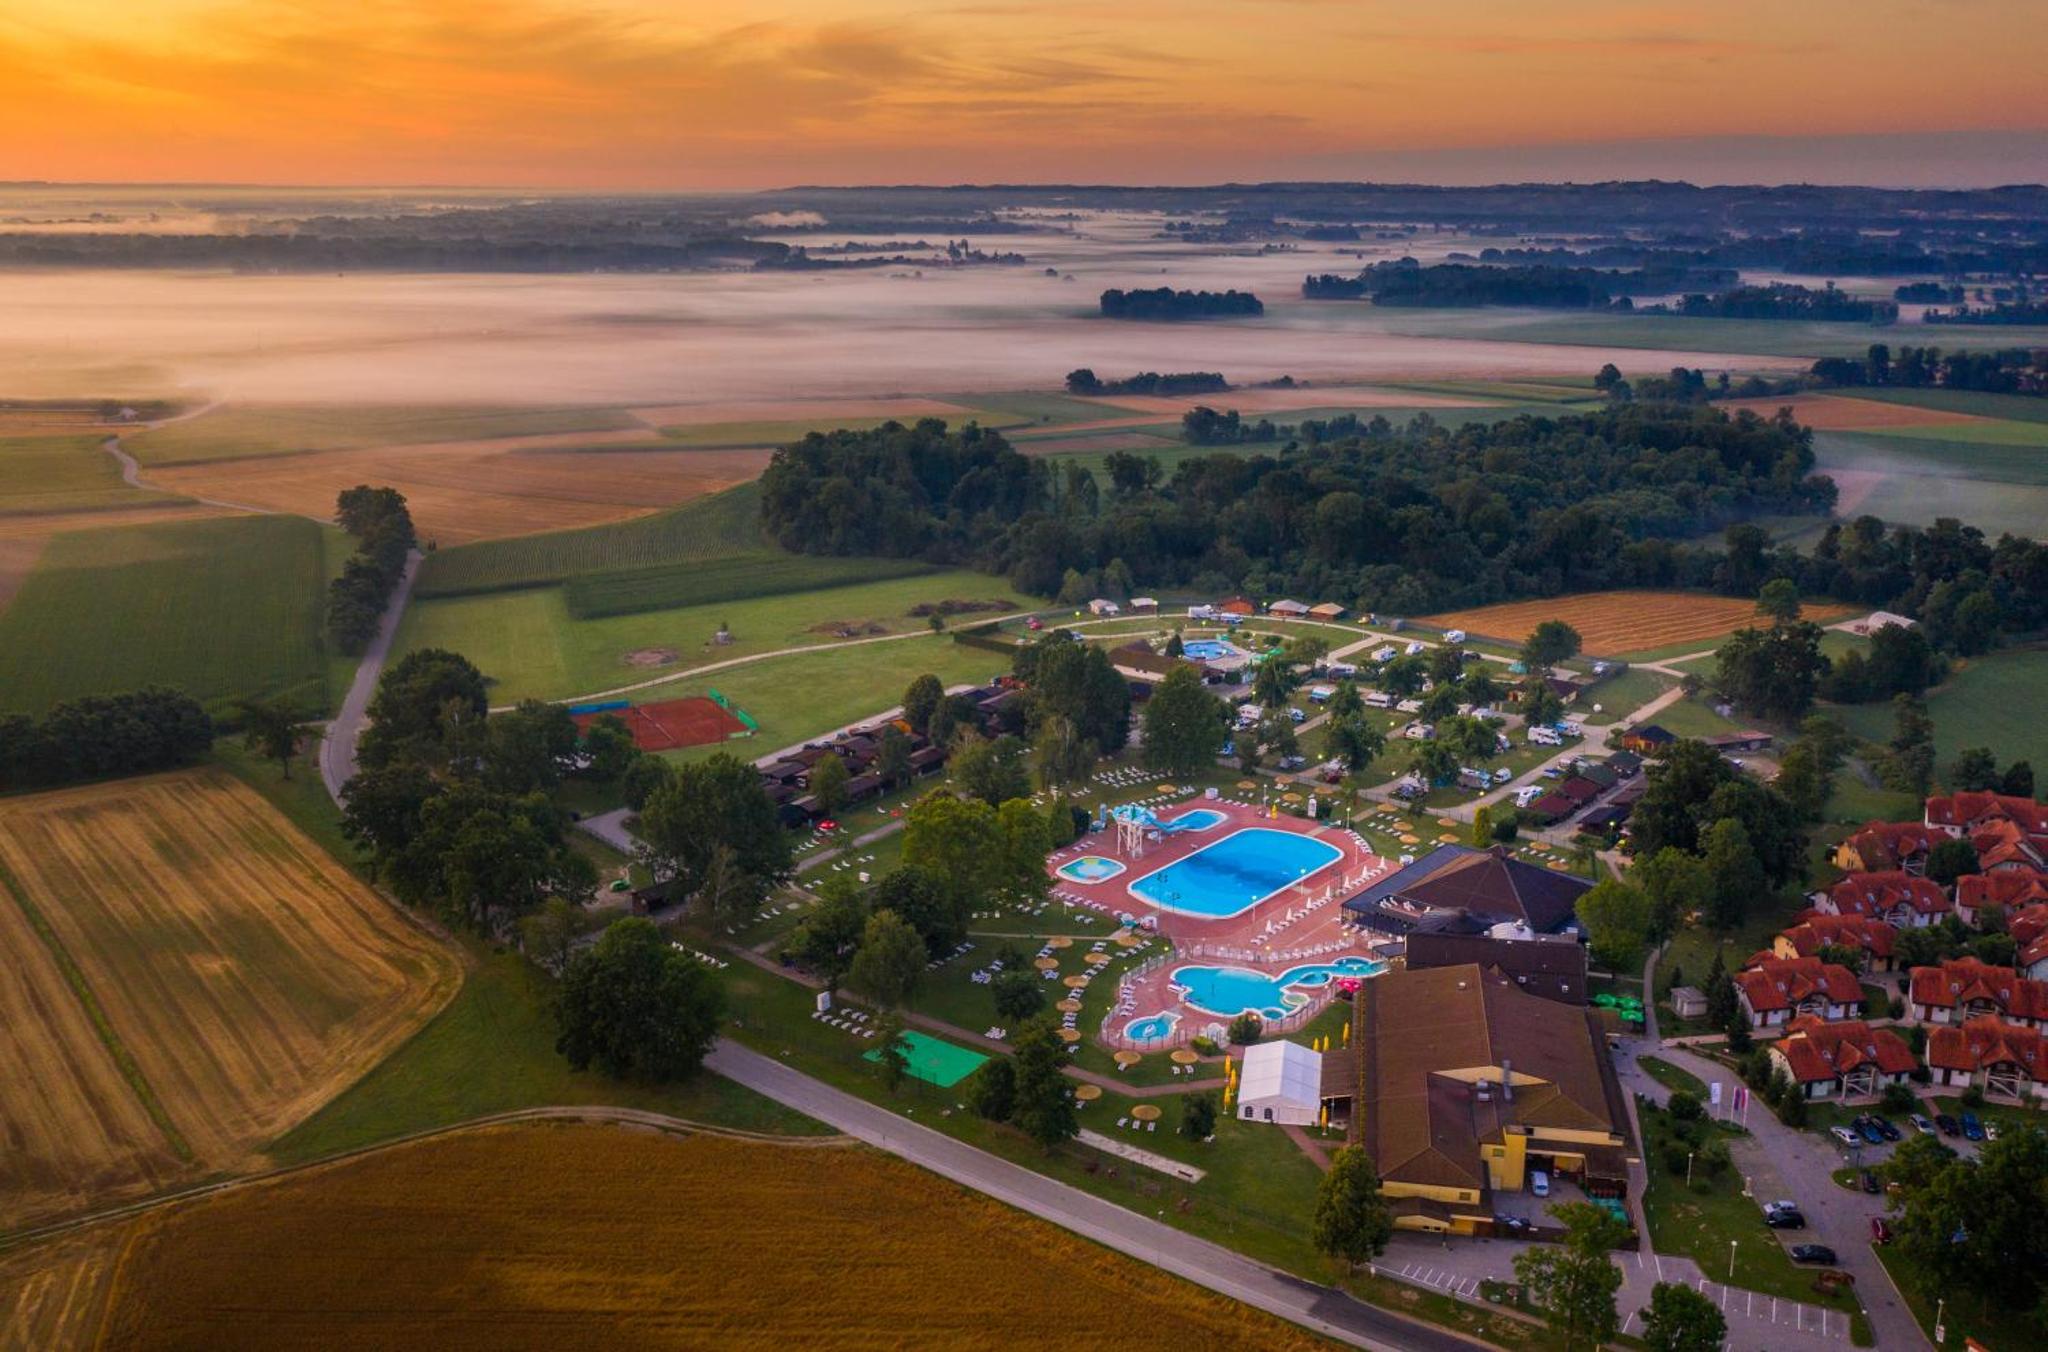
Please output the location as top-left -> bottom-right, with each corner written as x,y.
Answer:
704,1039 -> 1485,1352
320,550 -> 422,806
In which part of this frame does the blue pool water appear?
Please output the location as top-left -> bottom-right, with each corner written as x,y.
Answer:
1057,855 -> 1126,883
1127,827 -> 1342,918
1173,956 -> 1385,1020
1180,639 -> 1244,661
1123,1012 -> 1180,1042
1163,808 -> 1224,831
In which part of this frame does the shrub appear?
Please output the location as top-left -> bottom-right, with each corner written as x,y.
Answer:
1881,1082 -> 1916,1115
1227,1012 -> 1263,1045
1960,1085 -> 1986,1110
1668,1091 -> 1704,1122
1663,1143 -> 1691,1176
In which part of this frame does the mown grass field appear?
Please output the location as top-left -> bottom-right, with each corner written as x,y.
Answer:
0,514 -> 331,716
93,1124 -> 1333,1351
1832,647 -> 2048,772
1842,387 -> 2048,424
0,434 -> 180,516
415,481 -> 766,597
1375,308 -> 2048,359
125,403 -> 644,465
1815,427 -> 2048,540
0,770 -> 459,1228
397,567 -> 1017,704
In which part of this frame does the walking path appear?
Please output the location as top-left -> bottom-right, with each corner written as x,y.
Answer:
319,550 -> 423,805
704,1038 -> 1481,1352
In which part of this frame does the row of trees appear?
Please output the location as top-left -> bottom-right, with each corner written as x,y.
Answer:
325,486 -> 417,655
1064,368 -> 1228,396
1097,287 -> 1263,320
1811,342 -> 2048,396
0,687 -> 214,791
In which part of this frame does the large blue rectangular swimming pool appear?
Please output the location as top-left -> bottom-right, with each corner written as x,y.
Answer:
1127,827 -> 1342,919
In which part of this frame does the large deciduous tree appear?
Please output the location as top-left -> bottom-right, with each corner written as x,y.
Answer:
555,917 -> 723,1082
1311,1146 -> 1394,1272
1141,665 -> 1225,775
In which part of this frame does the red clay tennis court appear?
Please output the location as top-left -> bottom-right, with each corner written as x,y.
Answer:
573,695 -> 750,751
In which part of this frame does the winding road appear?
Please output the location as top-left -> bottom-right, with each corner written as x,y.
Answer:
319,550 -> 422,805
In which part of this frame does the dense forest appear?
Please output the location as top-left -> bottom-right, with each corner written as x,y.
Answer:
1097,288 -> 1263,320
1315,261 -> 1734,308
1926,300 -> 2048,325
759,406 -> 1841,615
1646,283 -> 1896,323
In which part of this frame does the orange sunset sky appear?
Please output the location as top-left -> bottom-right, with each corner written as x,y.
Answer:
5,0 -> 2046,187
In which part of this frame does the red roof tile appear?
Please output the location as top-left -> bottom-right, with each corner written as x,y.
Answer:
1957,870 -> 2048,917
1927,791 -> 2048,839
1777,915 -> 1896,961
1821,871 -> 1949,921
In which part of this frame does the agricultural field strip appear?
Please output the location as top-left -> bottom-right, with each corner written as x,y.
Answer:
0,858 -> 192,1229
0,773 -> 459,1211
562,552 -> 942,620
1420,590 -> 1857,657
122,405 -> 650,466
0,435 -> 182,515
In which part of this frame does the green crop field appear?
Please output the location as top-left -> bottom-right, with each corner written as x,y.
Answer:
564,552 -> 941,620
1381,377 -> 1596,402
1859,418 -> 2048,448
124,404 -> 643,465
938,390 -> 1130,424
1816,430 -> 2048,538
396,567 -> 1019,704
0,435 -> 182,515
415,482 -> 766,597
1831,647 -> 2048,773
1372,308 -> 2048,359
658,407 -> 1016,447
1843,387 -> 2048,424
0,514 -> 331,715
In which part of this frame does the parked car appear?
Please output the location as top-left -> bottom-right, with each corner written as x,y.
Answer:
1763,1199 -> 1800,1215
1870,1216 -> 1892,1246
1830,1126 -> 1861,1146
1764,1208 -> 1806,1229
1790,1245 -> 1839,1265
1872,1115 -> 1901,1142
1935,1113 -> 1961,1137
1277,755 -> 1307,771
1531,1170 -> 1550,1198
1854,1117 -> 1886,1145
1910,1113 -> 1936,1135
1961,1111 -> 1984,1141
1860,1169 -> 1881,1195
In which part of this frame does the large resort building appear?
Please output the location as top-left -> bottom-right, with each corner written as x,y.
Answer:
1330,963 -> 1633,1235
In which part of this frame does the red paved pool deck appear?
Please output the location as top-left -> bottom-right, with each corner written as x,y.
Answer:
1045,798 -> 1399,1046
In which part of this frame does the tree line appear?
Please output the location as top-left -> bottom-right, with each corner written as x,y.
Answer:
0,688 -> 213,792
326,486 -> 417,655
1810,341 -> 2047,395
1097,288 -> 1263,320
1064,368 -> 1229,396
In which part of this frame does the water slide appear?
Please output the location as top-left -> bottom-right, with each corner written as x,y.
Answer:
1110,805 -> 1202,835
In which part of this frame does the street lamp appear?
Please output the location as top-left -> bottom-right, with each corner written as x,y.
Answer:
1728,1239 -> 1738,1280
1686,1150 -> 1695,1187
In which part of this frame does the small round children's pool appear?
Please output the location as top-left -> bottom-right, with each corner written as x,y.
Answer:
1180,638 -> 1244,661
1124,1012 -> 1180,1042
1057,855 -> 1126,883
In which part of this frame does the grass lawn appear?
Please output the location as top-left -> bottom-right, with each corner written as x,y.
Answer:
1639,1056 -> 1708,1098
1831,647 -> 2048,776
1876,1244 -> 2043,1351
1636,1099 -> 1863,1316
1578,666 -> 1674,724
1376,308 -> 2048,359
415,481 -> 767,597
125,404 -> 643,465
659,636 -> 1017,763
267,943 -> 830,1166
395,567 -> 1016,705
0,434 -> 181,514
1814,429 -> 2048,539
1658,892 -> 1809,1004
1843,387 -> 2048,424
1648,692 -> 1747,740
0,513 -> 332,716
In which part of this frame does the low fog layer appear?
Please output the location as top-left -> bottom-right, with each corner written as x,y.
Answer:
0,212 -> 1798,405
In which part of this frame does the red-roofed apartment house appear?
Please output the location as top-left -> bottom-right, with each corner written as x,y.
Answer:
1810,872 -> 1950,929
1954,869 -> 2048,929
1965,819 -> 2047,873
1908,957 -> 2048,1030
1734,956 -> 1865,1030
2012,905 -> 2048,981
1925,791 -> 2048,851
1772,914 -> 1898,973
1767,1016 -> 1919,1101
1831,821 -> 1938,875
1927,1016 -> 2048,1103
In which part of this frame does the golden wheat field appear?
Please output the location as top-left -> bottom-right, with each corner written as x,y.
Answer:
1421,589 -> 1857,655
0,770 -> 460,1227
85,1123 -> 1329,1351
